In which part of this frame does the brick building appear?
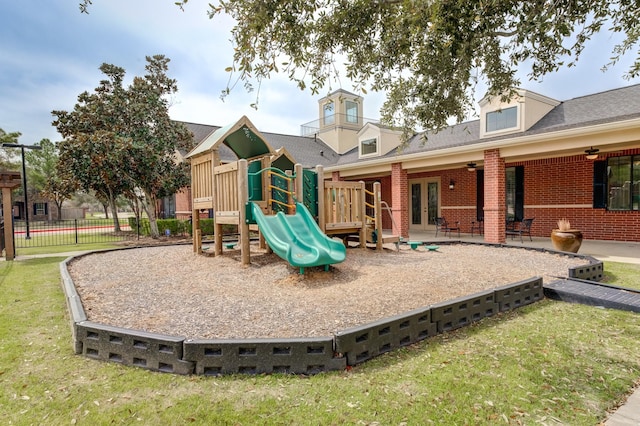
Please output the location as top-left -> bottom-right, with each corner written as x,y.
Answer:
177,84 -> 640,243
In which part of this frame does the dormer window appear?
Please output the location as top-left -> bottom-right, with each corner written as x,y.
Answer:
345,100 -> 358,124
486,106 -> 517,132
360,138 -> 378,156
323,102 -> 335,125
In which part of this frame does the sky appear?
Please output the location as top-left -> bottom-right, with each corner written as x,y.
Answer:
1,0 -> 638,145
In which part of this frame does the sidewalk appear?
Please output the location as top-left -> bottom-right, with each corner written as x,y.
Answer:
406,232 -> 640,265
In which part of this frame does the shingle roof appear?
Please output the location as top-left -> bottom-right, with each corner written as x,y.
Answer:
180,122 -> 340,168
180,83 -> 640,168
335,83 -> 640,165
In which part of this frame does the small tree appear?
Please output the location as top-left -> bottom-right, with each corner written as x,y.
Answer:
25,139 -> 77,220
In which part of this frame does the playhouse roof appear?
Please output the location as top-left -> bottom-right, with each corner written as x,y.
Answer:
185,115 -> 275,160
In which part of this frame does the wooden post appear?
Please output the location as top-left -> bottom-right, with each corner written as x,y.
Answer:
192,209 -> 201,253
212,151 -> 223,256
316,165 -> 325,232
2,187 -> 15,260
237,159 -> 251,265
1,172 -> 21,261
284,169 -> 293,214
374,182 -> 383,251
359,181 -> 367,249
294,163 -> 303,207
261,156 -> 270,210
190,155 -> 199,253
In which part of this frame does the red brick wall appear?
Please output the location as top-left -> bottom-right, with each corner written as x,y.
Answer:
175,187 -> 192,220
391,163 -> 409,237
308,147 -> 640,242
515,148 -> 640,241
484,149 -> 506,243
407,168 -> 480,234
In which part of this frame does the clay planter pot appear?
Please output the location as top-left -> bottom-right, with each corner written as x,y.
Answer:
550,229 -> 583,253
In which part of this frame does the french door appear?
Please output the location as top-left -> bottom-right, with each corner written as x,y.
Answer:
408,178 -> 440,230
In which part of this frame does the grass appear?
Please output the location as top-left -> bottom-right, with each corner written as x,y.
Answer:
602,261 -> 640,290
16,242 -> 121,257
1,254 -> 639,425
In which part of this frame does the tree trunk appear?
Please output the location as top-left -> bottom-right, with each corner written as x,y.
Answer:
56,201 -> 63,222
141,191 -> 160,238
109,197 -> 121,232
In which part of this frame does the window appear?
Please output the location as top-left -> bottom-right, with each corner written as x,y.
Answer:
345,100 -> 358,124
607,155 -> 640,210
323,102 -> 335,125
360,138 -> 377,156
33,202 -> 47,216
505,166 -> 524,221
486,106 -> 517,132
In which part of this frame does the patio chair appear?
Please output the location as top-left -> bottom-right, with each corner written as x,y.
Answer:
434,217 -> 460,238
505,217 -> 534,243
470,217 -> 483,237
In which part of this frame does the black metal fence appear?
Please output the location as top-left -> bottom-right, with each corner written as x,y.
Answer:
12,219 -> 140,248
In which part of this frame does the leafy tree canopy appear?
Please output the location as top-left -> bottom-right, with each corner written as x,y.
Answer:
25,139 -> 77,219
52,55 -> 193,237
81,0 -> 639,137
0,128 -> 21,170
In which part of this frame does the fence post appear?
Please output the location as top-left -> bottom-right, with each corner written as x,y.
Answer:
75,219 -> 79,244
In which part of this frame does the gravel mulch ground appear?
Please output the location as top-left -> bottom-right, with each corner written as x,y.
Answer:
67,243 -> 586,339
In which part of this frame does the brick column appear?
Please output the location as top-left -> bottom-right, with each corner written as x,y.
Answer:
391,163 -> 409,238
483,149 -> 506,243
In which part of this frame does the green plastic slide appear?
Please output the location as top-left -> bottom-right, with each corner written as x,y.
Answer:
249,202 -> 346,273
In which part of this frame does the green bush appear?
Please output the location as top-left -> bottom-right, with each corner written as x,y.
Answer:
125,217 -> 236,237
128,218 -> 191,236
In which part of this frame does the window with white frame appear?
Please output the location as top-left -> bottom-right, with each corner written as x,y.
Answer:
323,102 -> 335,125
34,202 -> 47,216
345,100 -> 358,124
360,138 -> 377,156
486,106 -> 517,132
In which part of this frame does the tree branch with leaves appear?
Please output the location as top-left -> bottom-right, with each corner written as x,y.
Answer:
80,0 -> 639,140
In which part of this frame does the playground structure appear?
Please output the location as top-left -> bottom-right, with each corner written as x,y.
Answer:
186,116 -> 399,271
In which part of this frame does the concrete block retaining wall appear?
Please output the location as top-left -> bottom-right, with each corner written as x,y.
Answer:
60,248 -> 603,376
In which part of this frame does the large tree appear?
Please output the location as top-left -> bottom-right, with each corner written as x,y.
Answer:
82,0 -> 640,137
52,55 -> 192,238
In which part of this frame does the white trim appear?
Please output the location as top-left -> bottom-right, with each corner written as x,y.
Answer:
359,137 -> 379,158
526,204 -> 593,209
324,117 -> 640,173
441,206 -> 476,210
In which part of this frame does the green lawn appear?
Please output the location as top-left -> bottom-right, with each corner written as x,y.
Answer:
16,242 -> 121,257
0,255 -> 639,425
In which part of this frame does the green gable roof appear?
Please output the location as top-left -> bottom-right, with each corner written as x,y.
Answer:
185,115 -> 274,160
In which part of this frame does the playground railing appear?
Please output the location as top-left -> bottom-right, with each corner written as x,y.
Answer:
322,181 -> 365,233
191,154 -> 214,210
213,161 -> 240,222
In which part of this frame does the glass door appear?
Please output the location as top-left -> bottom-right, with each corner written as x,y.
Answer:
409,179 -> 439,230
